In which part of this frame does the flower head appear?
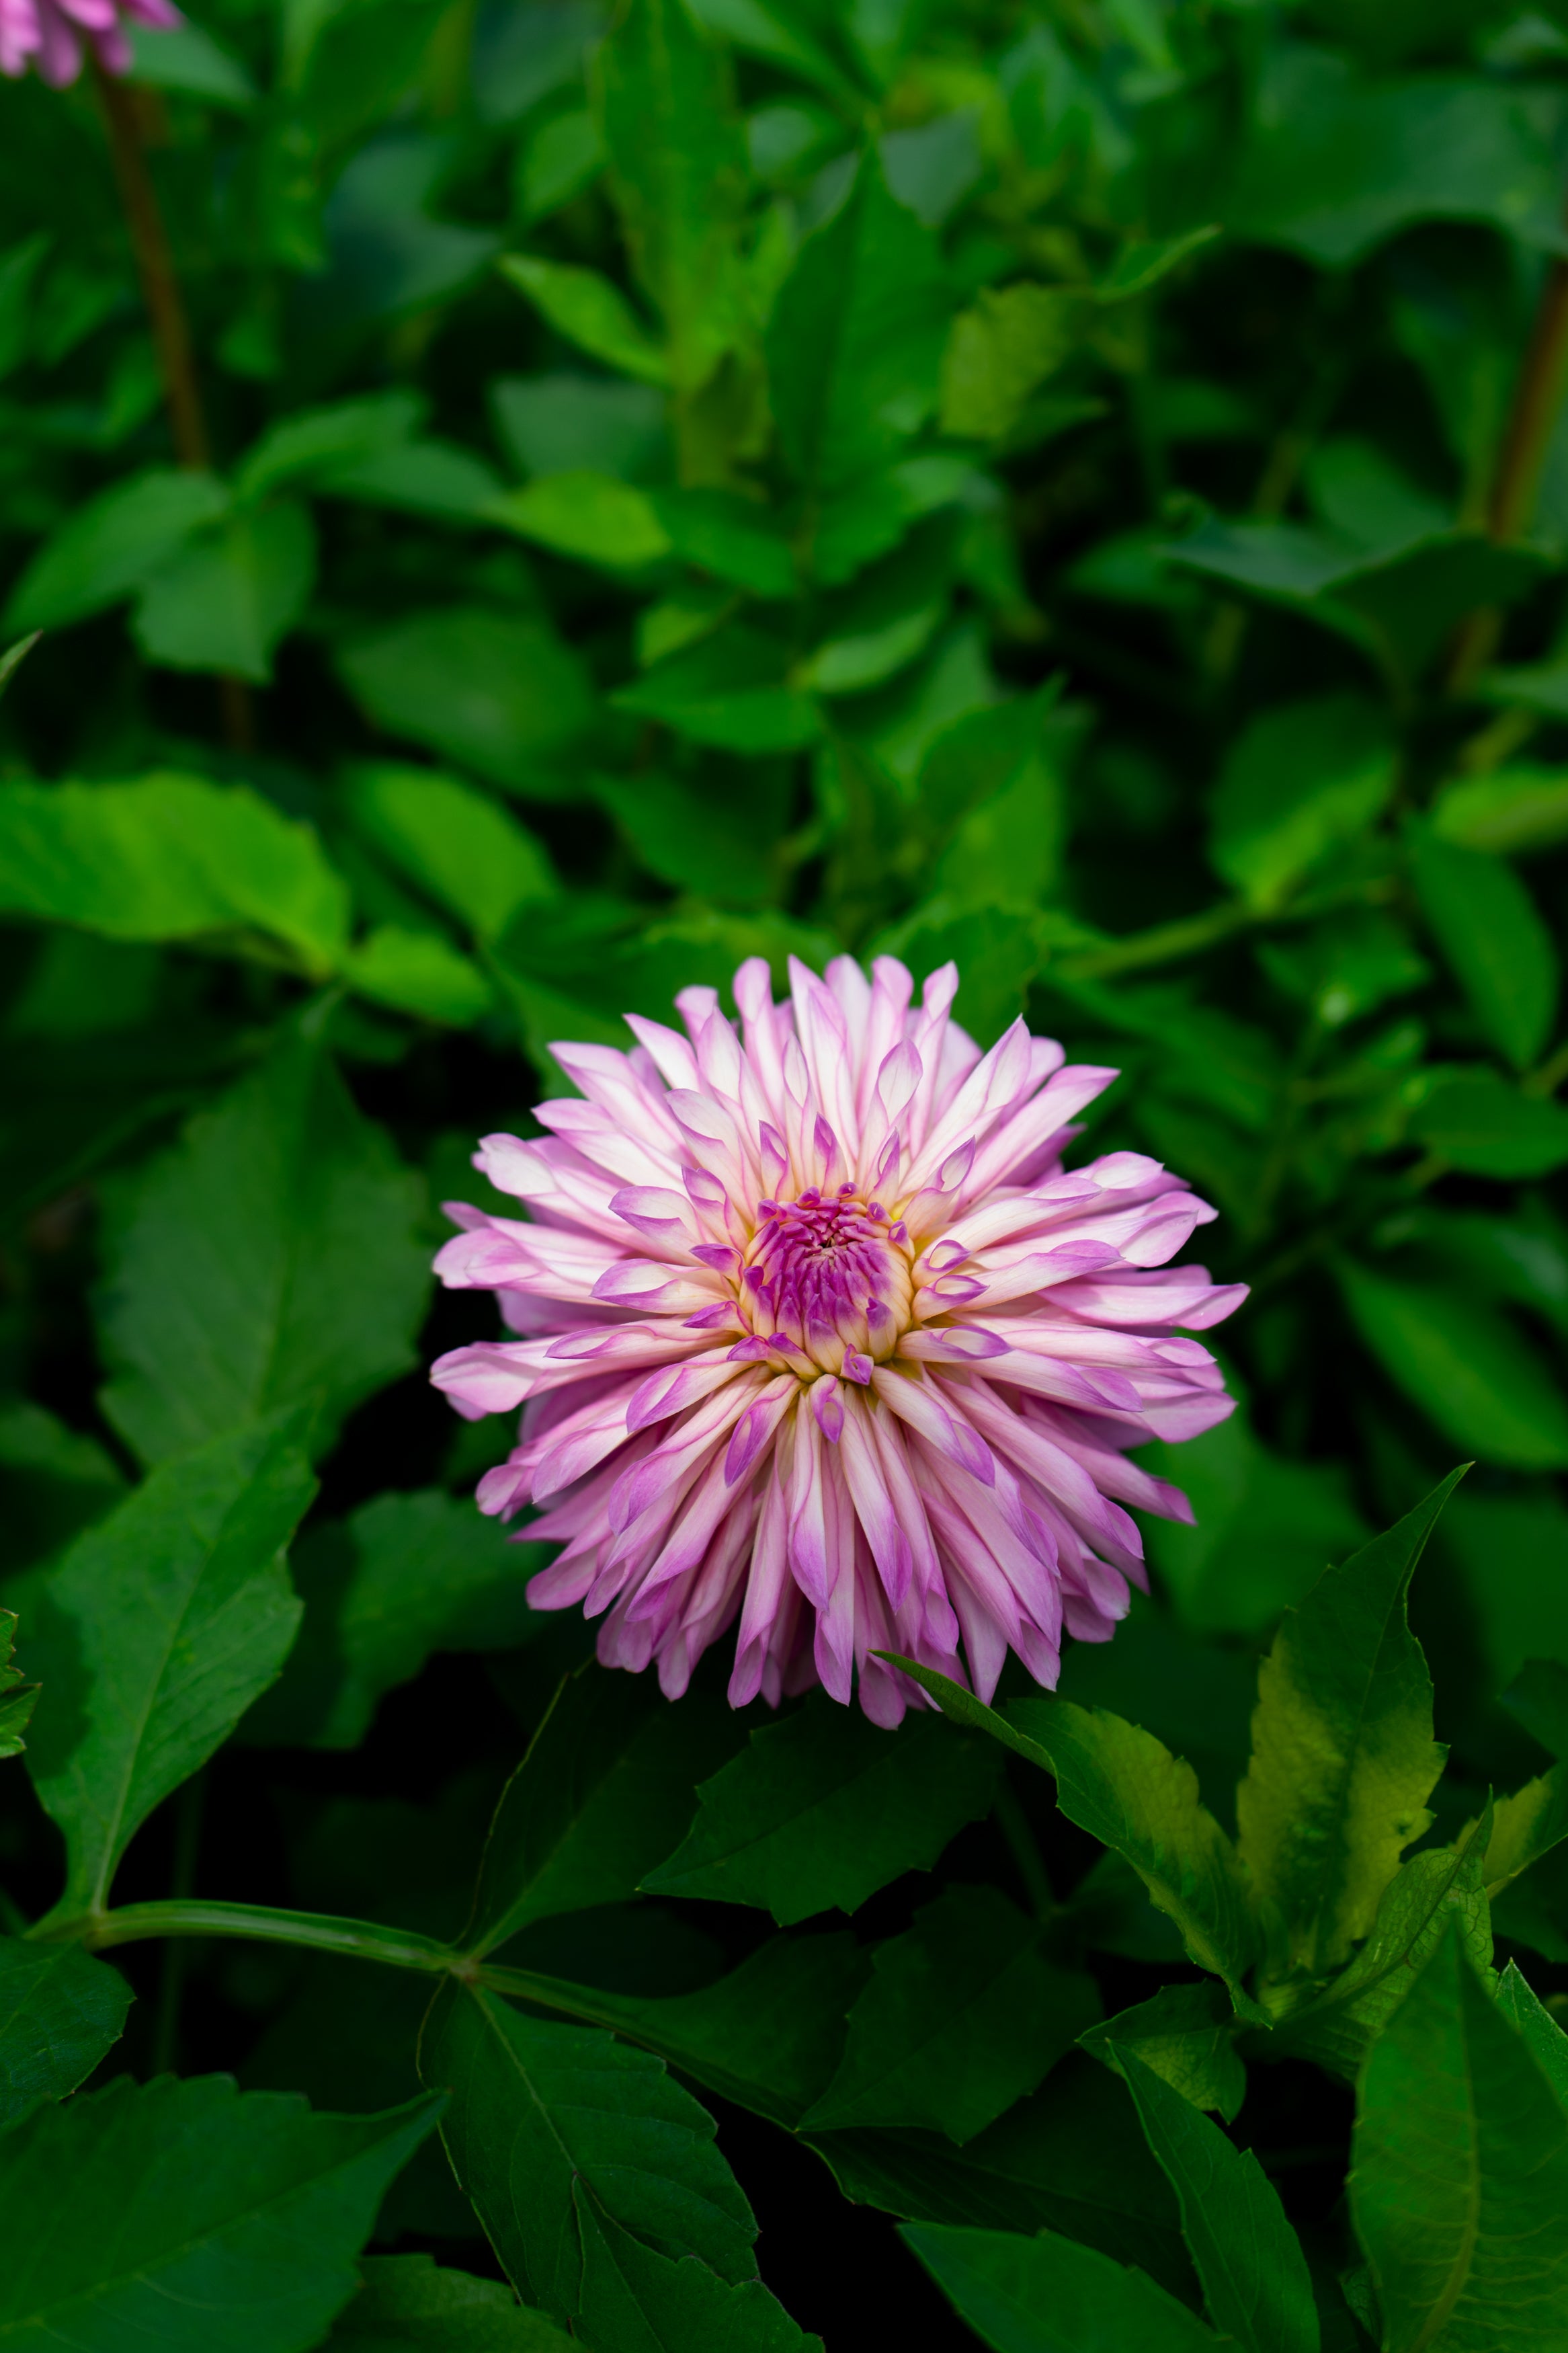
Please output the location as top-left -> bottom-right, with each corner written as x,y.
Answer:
2,0 -> 180,87
433,956 -> 1244,1724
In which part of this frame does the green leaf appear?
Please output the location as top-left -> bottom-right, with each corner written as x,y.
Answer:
1095,227 -> 1222,302
465,1664 -> 745,1958
233,395 -> 425,502
1272,1821 -> 1495,2080
902,2221 -> 1221,2353
612,623 -> 821,751
0,1610 -> 37,1758
593,0 -> 751,395
323,2255 -> 575,2348
0,2075 -> 440,2348
1352,1918 -> 1568,2352
1335,1258 -> 1568,1468
241,1488 -> 549,1750
798,1882 -> 1098,2143
1472,1763 -> 1568,1897
642,1693 -> 999,1923
341,926 -> 495,1025
23,1416 -> 313,1921
520,107 -> 606,224
885,1660 -> 1263,2014
1079,1982 -> 1245,2122
0,629 -> 40,699
499,255 -> 669,386
1494,1960 -> 1568,2109
1405,1068 -> 1568,1179
653,487 -> 796,598
1208,696 -> 1396,910
127,13 -> 257,104
419,1982 -> 759,2322
1237,1473 -> 1459,1979
1110,2048 -> 1319,2353
132,500 -> 317,684
940,284 -> 1082,442
1431,765 -> 1568,857
766,150 -> 949,489
0,1938 -> 131,2130
320,439 -> 505,524
1502,1660 -> 1568,1759
491,372 -> 667,481
97,1027 -> 429,1466
0,773 -> 351,976
489,471 -> 673,568
336,609 -> 595,799
1411,826 -> 1559,1071
590,767 -> 786,904
570,2201 -> 821,2353
4,467 -> 231,633
342,764 -> 558,942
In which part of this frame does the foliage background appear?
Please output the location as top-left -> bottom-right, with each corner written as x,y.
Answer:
5,0 -> 1568,2345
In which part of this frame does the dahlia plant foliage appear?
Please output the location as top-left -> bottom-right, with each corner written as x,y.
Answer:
436,957 -> 1241,1719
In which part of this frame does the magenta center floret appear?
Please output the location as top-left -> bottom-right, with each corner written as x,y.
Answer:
740,1185 -> 914,1373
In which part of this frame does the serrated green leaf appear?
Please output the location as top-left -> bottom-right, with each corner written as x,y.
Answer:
574,2196 -> 821,2353
465,1665 -> 745,1958
1079,1981 -> 1245,2122
1411,826 -> 1559,1071
1111,2048 -> 1319,2353
0,1611 -> 36,1759
1494,1960 -> 1568,2109
323,2254 -> 573,2348
0,1938 -> 131,2131
884,1659 -> 1262,2014
22,1416 -> 314,1922
642,1692 -> 999,1923
1469,1762 -> 1568,1897
0,2075 -> 440,2348
96,1027 -> 429,1466
902,2221 -> 1222,2352
1352,1918 -> 1568,2352
1237,1472 -> 1459,1979
798,1883 -> 1098,2143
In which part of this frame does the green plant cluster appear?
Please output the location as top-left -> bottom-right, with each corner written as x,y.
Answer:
5,0 -> 1568,2345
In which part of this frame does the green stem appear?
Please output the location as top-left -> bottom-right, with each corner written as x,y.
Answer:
34,1899 -> 458,1977
1055,900 -> 1253,982
150,1771 -> 205,2077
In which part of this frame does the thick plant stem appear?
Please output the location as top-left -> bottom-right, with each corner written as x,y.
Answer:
36,1898 -> 458,1977
93,65 -> 253,748
149,1772 -> 205,2077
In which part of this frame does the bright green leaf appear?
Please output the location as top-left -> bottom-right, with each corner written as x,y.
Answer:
1208,696 -> 1396,911
1431,765 -> 1568,857
940,284 -> 1081,442
499,255 -> 669,386
342,764 -> 558,941
1472,1763 -> 1568,1898
1079,1981 -> 1245,2122
488,471 -> 673,567
341,926 -> 495,1025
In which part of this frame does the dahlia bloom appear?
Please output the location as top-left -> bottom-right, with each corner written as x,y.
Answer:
1,0 -> 179,87
432,957 -> 1243,1725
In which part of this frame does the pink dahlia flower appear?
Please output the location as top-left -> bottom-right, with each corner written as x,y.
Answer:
432,957 -> 1244,1725
1,0 -> 180,87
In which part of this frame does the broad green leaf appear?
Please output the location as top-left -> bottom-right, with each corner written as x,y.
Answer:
1272,1821 -> 1494,2080
0,1611 -> 36,1758
1237,1473 -> 1459,1979
97,1027 -> 429,1466
318,440 -> 505,523
1432,766 -> 1568,857
653,487 -> 796,597
336,609 -> 595,799
0,1939 -> 131,2130
1111,2048 -> 1319,2353
593,0 -> 751,395
766,150 -> 949,489
1352,1919 -> 1568,2352
0,1399 -> 126,1578
242,1489 -> 548,1749
133,500 -> 317,684
1470,1763 -> 1568,1897
886,1659 -> 1263,2013
612,622 -> 821,751
499,256 -> 669,386
591,766 -> 786,903
642,1693 -> 999,1923
23,1417 -> 313,1921
0,2075 -> 439,2348
1405,1069 -> 1568,1179
1411,826 -> 1559,1070
940,284 -> 1081,442
1335,1259 -> 1568,1467
489,471 -> 673,567
465,1664 -> 745,1957
520,107 -> 606,223
902,2221 -> 1221,2353
1495,1960 -> 1568,2109
490,372 -> 667,480
571,2200 -> 821,2353
808,2052 -> 1198,2307
798,1883 -> 1098,2143
0,774 -> 351,977
323,2255 -> 574,2348
419,1982 -> 758,2323
232,393 -> 424,504
1208,696 -> 1395,910
882,112 -> 984,228
3,467 -> 231,633
341,926 -> 495,1025
342,765 -> 557,942
1079,1981 -> 1245,2122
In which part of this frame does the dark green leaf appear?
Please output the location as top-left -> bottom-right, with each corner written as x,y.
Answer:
1502,1659 -> 1568,1760
902,2221 -> 1221,2352
612,623 -> 821,751
23,1417 -> 314,1921
345,765 -> 558,944
0,1609 -> 36,1758
1335,1259 -> 1568,1467
323,2255 -> 573,2348
4,468 -> 231,632
1352,1919 -> 1568,2351
491,371 -> 667,479
799,1882 -> 1098,2143
336,609 -> 595,799
1110,2048 -> 1319,2353
643,1693 -> 999,1923
1236,1473 -> 1459,1979
133,501 -> 317,685
1495,1960 -> 1568,2110
1411,827 -> 1559,1071
1079,1981 -> 1245,2122
97,1026 -> 429,1465
1208,696 -> 1395,910
0,2075 -> 440,2348
1405,1068 -> 1568,1178
0,1938 -> 131,2130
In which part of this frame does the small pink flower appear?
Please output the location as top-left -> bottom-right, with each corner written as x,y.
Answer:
1,0 -> 180,87
432,957 -> 1244,1724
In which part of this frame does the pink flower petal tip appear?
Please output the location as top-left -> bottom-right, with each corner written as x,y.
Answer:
430,954 -> 1245,1725
2,0 -> 182,89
